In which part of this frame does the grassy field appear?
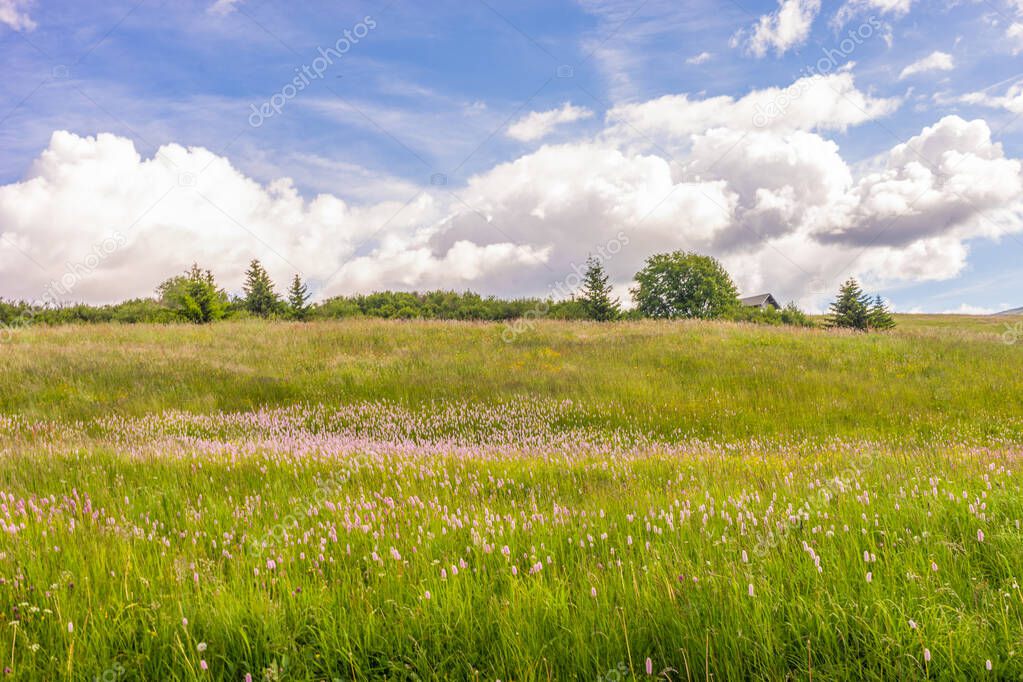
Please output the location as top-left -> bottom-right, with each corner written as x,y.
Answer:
1,316 -> 1022,680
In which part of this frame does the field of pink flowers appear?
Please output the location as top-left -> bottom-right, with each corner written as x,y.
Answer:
2,398 -> 1021,680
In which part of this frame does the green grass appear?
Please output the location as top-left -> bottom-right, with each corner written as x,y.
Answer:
1,316 -> 1022,441
1,317 -> 1022,680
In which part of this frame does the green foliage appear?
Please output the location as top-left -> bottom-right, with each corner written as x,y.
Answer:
242,259 -> 282,318
157,264 -> 229,324
827,279 -> 873,331
725,302 -> 817,328
869,295 -> 897,331
287,275 -> 311,320
311,290 -> 547,321
631,251 -> 739,319
579,256 -> 621,321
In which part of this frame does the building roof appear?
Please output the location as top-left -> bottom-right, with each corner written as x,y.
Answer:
739,293 -> 780,309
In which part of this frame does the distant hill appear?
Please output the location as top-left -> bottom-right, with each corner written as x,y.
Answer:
996,307 -> 1023,315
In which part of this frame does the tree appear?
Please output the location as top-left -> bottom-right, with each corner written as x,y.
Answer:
287,274 -> 311,320
242,259 -> 281,318
157,264 -> 228,324
579,256 -> 621,321
630,251 -> 739,319
827,278 -> 872,331
868,295 -> 896,331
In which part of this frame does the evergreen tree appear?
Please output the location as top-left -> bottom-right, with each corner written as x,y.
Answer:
579,256 -> 621,321
287,274 -> 311,320
827,278 -> 871,331
868,295 -> 896,331
242,259 -> 281,318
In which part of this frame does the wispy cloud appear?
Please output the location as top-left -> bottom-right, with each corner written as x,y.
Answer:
0,0 -> 36,31
207,0 -> 244,16
832,0 -> 914,28
506,103 -> 594,142
733,0 -> 821,58
899,51 -> 954,80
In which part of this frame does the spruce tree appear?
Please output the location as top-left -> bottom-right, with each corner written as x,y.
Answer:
242,259 -> 281,318
868,295 -> 896,331
287,274 -> 311,320
827,278 -> 872,331
579,256 -> 621,321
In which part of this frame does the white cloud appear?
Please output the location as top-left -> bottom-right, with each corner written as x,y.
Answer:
1008,23 -> 1023,55
832,0 -> 913,28
686,51 -> 712,65
734,0 -> 821,58
207,0 -> 244,16
960,80 -> 1023,115
506,104 -> 595,142
0,0 -> 35,31
940,303 -> 998,315
2,76 -> 1021,310
604,71 -> 900,144
899,51 -> 955,80
0,131 -> 545,303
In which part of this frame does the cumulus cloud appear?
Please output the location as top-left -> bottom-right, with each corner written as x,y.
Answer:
734,0 -> 821,58
0,132 -> 545,303
0,0 -> 35,31
686,52 -> 712,65
2,76 -> 1022,311
816,116 -> 1023,247
899,51 -> 955,79
506,103 -> 594,142
603,71 -> 899,145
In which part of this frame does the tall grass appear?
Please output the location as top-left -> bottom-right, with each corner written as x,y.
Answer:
1,317 -> 1021,441
1,318 -> 1021,679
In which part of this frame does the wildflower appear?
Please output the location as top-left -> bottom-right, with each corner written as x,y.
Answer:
986,659 -> 993,671
866,572 -> 872,583
197,642 -> 207,652
245,675 -> 253,682
909,620 -> 917,629
182,618 -> 188,627
511,566 -> 518,576
931,562 -> 938,572
200,660 -> 208,671
424,591 -> 431,600
646,657 -> 653,675
748,583 -> 754,597
924,649 -> 931,662
591,586 -> 597,598
741,550 -> 748,563
67,622 -> 73,633
977,529 -> 984,542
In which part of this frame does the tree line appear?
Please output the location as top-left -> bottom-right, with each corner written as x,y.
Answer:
0,252 -> 893,331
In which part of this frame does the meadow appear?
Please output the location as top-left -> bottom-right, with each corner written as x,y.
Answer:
1,316 -> 1022,680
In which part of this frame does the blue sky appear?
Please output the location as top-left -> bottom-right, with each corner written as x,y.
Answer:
1,0 -> 1022,312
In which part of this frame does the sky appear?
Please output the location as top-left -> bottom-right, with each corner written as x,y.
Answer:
1,0 -> 1022,313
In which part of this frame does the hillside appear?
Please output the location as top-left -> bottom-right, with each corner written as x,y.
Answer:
2,316 -> 1020,441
